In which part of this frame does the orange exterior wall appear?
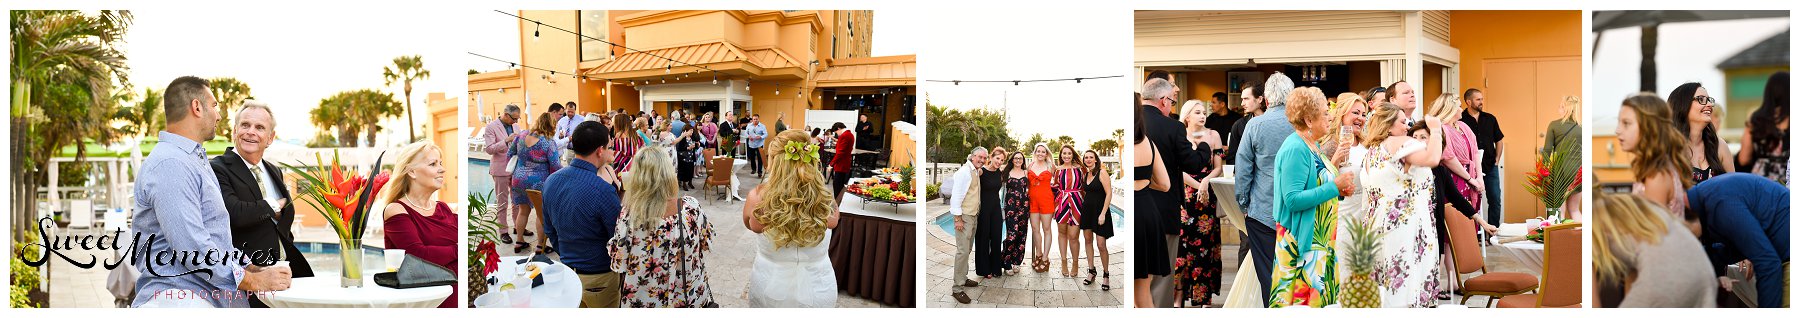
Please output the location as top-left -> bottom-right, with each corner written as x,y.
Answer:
1450,10 -> 1583,222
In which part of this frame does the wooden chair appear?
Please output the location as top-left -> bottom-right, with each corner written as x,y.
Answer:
698,148 -> 717,179
1447,209 -> 1539,307
706,157 -> 735,201
1498,223 -> 1583,308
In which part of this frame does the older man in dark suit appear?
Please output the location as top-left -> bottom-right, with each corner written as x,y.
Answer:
210,100 -> 312,307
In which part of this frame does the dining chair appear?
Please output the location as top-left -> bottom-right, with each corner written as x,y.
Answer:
1447,209 -> 1538,307
1498,223 -> 1582,308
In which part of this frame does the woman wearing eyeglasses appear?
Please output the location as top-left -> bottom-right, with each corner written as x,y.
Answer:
1669,82 -> 1735,185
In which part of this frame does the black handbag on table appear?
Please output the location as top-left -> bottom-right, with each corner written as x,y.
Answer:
374,254 -> 457,289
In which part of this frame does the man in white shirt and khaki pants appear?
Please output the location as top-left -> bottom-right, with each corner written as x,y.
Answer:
949,147 -> 988,304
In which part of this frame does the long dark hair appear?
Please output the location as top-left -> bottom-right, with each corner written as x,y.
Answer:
1083,150 -> 1105,182
1134,94 -> 1147,144
1748,72 -> 1790,144
1668,82 -> 1721,170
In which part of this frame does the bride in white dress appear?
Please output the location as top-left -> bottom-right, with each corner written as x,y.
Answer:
1352,103 -> 1445,307
742,129 -> 841,308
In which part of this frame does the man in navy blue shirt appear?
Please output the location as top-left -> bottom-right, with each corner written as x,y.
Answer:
1687,173 -> 1789,308
542,120 -> 624,308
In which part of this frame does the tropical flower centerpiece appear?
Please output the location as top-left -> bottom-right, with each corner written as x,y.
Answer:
1523,126 -> 1581,223
283,150 -> 387,288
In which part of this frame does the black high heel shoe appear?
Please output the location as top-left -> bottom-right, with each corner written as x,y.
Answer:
1083,268 -> 1097,285
1101,271 -> 1111,291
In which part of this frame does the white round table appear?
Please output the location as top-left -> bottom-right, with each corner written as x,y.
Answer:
1498,240 -> 1546,275
262,276 -> 452,308
476,256 -> 582,308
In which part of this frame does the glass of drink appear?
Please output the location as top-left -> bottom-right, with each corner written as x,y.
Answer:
384,250 -> 405,272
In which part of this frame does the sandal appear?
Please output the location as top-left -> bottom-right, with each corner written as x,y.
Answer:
537,245 -> 556,255
512,242 -> 529,254
499,233 -> 514,244
1032,256 -> 1050,273
1083,268 -> 1097,285
1101,271 -> 1111,291
522,230 -> 535,237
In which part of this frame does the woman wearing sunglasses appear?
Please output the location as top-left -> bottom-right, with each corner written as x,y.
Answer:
1669,83 -> 1736,185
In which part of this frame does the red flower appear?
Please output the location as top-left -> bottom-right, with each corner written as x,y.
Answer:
478,241 -> 500,276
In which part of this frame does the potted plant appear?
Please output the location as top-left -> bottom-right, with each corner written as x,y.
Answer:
464,191 -> 503,305
1523,127 -> 1581,222
283,150 -> 389,288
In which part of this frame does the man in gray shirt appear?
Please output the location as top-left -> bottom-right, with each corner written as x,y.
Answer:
131,76 -> 291,308
1233,72 -> 1296,305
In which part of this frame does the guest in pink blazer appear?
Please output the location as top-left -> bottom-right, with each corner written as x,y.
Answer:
485,104 -> 522,243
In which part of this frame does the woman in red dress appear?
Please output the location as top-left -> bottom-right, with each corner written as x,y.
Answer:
1027,144 -> 1057,273
377,141 -> 459,308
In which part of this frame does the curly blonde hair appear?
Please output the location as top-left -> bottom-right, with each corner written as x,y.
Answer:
754,129 -> 835,248
1284,87 -> 1327,130
1328,93 -> 1367,147
624,146 -> 678,230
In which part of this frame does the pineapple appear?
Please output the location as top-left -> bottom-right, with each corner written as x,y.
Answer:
1340,217 -> 1383,308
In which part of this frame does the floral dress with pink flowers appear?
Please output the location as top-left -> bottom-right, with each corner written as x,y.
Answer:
607,197 -> 716,307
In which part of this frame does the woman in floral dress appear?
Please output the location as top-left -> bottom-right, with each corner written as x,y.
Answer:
1002,152 -> 1032,275
1267,88 -> 1352,308
608,149 -> 715,308
1175,100 -> 1224,307
510,113 -> 563,254
1354,101 -> 1445,308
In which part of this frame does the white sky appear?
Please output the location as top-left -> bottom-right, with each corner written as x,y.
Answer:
919,8 -> 1131,146
1587,17 -> 1789,133
123,7 -> 467,146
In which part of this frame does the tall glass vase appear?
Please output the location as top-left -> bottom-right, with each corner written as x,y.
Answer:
340,238 -> 364,288
1544,207 -> 1563,223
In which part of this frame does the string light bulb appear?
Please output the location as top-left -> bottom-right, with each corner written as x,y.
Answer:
533,22 -> 541,42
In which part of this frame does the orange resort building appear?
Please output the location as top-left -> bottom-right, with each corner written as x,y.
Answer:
1135,10 -> 1582,223
469,10 -> 917,167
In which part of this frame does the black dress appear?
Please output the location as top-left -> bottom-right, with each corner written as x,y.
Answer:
974,167 -> 1007,277
1133,163 -> 1169,278
1079,172 -> 1112,238
677,136 -> 696,182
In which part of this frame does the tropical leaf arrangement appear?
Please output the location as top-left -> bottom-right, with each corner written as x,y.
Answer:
1523,127 -> 1581,221
466,190 -> 503,303
281,149 -> 389,241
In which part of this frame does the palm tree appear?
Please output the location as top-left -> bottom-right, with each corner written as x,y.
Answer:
10,10 -> 133,240
207,77 -> 253,138
384,55 -> 430,142
350,89 -> 403,146
115,88 -> 164,138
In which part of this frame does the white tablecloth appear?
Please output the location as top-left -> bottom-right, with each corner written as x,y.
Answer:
1209,178 -> 1247,235
262,276 -> 452,308
477,256 -> 582,308
838,178 -> 916,222
1498,241 -> 1546,275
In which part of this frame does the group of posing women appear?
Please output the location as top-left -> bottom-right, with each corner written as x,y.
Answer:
949,142 -> 1116,304
1598,72 -> 1789,308
1136,72 -> 1504,308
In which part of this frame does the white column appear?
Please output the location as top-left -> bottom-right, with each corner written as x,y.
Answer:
1402,11 -> 1426,119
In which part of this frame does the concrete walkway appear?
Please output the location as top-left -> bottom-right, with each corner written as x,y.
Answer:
922,203 -> 1126,308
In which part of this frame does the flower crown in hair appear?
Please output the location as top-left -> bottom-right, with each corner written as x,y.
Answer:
783,141 -> 820,164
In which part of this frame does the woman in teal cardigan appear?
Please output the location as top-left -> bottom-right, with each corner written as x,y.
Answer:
1268,87 -> 1356,307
